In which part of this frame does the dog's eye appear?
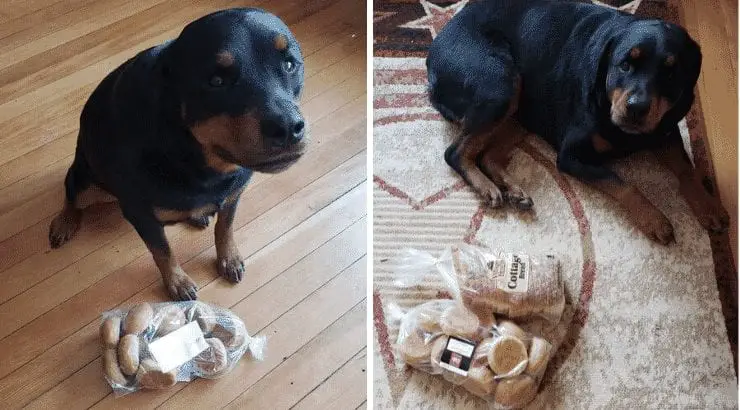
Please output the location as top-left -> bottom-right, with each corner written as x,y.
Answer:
619,62 -> 632,73
282,60 -> 297,74
209,75 -> 224,87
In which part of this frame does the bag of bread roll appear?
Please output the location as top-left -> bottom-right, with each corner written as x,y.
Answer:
393,300 -> 555,409
99,301 -> 266,396
393,244 -> 566,323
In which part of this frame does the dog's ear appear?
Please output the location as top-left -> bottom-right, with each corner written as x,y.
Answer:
582,28 -> 620,113
661,35 -> 702,126
153,40 -> 175,83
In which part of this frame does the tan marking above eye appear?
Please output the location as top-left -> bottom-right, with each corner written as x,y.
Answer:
592,134 -> 613,154
665,55 -> 676,67
216,50 -> 234,67
629,47 -> 641,59
274,34 -> 288,51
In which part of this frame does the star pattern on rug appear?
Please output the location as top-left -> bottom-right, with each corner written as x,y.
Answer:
399,0 -> 468,39
591,0 -> 643,14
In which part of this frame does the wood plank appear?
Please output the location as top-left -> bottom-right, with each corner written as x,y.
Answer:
292,349 -> 368,410
223,310 -> 366,409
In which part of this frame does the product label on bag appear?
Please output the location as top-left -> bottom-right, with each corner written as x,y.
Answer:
439,336 -> 477,376
498,253 -> 529,293
148,321 -> 209,372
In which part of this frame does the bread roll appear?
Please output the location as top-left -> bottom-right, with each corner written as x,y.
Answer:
440,304 -> 480,340
488,335 -> 528,376
462,361 -> 496,398
137,359 -> 177,389
102,348 -> 129,387
496,320 -> 529,348
494,375 -> 538,408
100,317 -> 121,348
194,338 -> 229,377
398,330 -> 432,367
471,337 -> 496,367
211,322 -> 246,349
123,303 -> 153,335
525,337 -> 553,377
118,334 -> 140,376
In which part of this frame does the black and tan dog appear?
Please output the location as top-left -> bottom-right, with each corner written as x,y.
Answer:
48,8 -> 306,300
427,0 -> 729,243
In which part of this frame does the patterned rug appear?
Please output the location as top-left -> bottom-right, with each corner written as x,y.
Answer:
372,1 -> 738,408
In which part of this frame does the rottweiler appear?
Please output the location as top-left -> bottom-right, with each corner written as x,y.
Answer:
427,0 -> 730,243
48,8 -> 306,300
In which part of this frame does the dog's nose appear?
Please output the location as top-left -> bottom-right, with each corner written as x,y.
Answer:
262,112 -> 305,147
626,95 -> 651,119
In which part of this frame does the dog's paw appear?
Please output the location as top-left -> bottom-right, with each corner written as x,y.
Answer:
681,184 -> 731,234
635,210 -> 675,245
186,215 -> 210,229
479,186 -> 504,208
505,188 -> 534,211
689,197 -> 730,234
166,273 -> 198,301
217,253 -> 245,283
49,209 -> 81,248
696,202 -> 731,234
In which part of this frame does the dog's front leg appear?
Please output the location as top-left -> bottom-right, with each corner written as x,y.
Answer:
124,207 -> 199,300
557,129 -> 675,244
654,126 -> 730,234
215,193 -> 244,283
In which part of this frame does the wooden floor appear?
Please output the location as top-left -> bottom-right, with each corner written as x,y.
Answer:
0,1 -> 367,409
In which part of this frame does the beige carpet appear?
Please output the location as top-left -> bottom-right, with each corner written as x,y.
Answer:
372,2 -> 738,408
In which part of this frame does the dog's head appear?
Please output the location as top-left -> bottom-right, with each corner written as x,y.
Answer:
603,20 -> 701,134
163,8 -> 306,173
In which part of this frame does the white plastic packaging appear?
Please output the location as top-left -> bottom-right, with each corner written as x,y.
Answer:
99,301 -> 265,396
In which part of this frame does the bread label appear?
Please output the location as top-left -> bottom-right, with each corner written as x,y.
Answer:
148,321 -> 208,373
439,336 -> 476,376
498,253 -> 529,293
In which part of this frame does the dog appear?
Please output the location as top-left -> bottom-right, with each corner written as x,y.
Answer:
48,8 -> 307,300
427,0 -> 730,244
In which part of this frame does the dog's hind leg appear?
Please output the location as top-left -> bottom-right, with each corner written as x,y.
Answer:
49,155 -> 92,248
446,130 -> 506,207
49,150 -> 118,248
444,75 -> 522,208
477,118 -> 533,210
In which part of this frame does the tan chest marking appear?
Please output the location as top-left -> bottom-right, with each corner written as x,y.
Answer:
592,134 -> 613,154
154,204 -> 218,223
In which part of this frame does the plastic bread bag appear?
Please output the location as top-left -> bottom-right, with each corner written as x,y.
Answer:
394,243 -> 566,324
99,301 -> 266,396
393,300 -> 555,409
